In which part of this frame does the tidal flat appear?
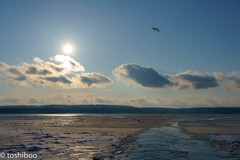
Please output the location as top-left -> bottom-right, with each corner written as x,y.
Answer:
0,115 -> 171,160
0,114 -> 239,159
178,117 -> 240,158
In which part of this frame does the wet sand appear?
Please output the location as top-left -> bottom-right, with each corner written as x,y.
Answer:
0,114 -> 240,159
179,118 -> 240,134
178,117 -> 240,157
0,115 -> 171,160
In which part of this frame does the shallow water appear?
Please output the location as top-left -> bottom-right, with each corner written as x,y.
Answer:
172,114 -> 240,121
119,127 -> 236,160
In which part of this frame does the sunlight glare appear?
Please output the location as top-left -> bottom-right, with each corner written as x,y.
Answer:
62,43 -> 74,55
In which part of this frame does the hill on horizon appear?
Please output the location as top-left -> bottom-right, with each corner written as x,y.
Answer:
0,105 -> 240,114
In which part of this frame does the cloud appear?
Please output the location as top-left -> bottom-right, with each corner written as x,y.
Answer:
134,98 -> 155,107
175,70 -> 220,90
226,72 -> 240,91
113,63 -> 224,91
8,67 -> 27,82
206,99 -> 219,107
0,62 -> 27,84
29,98 -> 39,104
0,54 -> 113,88
112,63 -> 175,89
49,54 -> 85,73
1,98 -> 18,104
44,76 -> 72,84
25,66 -> 52,75
78,72 -> 113,87
95,98 -> 113,104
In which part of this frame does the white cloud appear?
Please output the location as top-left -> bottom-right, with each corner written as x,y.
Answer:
226,72 -> 240,91
0,54 -> 113,89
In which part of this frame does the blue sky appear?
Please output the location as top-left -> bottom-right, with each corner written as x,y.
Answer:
0,0 -> 240,107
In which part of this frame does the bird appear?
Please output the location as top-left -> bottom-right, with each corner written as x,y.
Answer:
152,27 -> 159,32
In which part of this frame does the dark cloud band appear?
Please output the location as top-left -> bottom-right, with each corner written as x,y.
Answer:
44,76 -> 72,84
26,66 -> 52,75
79,73 -> 113,87
113,63 -> 223,90
112,63 -> 175,89
176,71 -> 220,89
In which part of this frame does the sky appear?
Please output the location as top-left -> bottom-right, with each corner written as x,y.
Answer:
0,0 -> 240,107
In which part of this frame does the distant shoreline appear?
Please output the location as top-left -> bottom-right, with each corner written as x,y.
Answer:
1,105 -> 240,114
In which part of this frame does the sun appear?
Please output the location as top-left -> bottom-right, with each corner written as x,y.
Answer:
62,43 -> 74,55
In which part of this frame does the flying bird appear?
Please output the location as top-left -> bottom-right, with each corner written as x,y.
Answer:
152,27 -> 159,32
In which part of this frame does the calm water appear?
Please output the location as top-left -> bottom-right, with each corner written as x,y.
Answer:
119,127 -> 236,160
0,114 -> 114,117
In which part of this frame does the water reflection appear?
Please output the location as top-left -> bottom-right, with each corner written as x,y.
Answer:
119,127 -> 235,160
